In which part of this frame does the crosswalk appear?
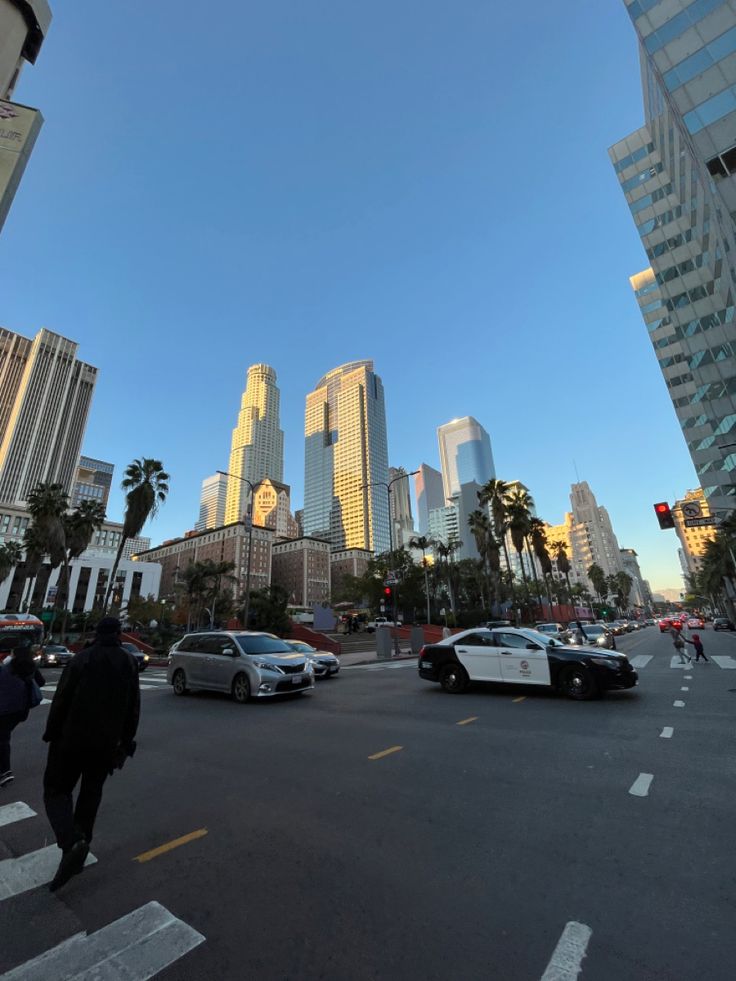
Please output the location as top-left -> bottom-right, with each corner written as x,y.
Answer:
343,659 -> 417,672
0,801 -> 204,979
40,669 -> 170,702
627,654 -> 736,670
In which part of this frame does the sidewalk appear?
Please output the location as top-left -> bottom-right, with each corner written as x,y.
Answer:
338,647 -> 418,667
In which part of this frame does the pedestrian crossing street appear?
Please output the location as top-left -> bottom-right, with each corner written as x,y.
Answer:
40,669 -> 171,703
0,801 -> 205,979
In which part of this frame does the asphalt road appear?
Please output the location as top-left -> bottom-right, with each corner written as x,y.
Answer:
1,626 -> 735,980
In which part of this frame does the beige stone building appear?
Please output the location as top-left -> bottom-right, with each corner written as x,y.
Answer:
138,522 -> 274,602
673,489 -> 715,576
271,537 -> 330,607
252,478 -> 299,540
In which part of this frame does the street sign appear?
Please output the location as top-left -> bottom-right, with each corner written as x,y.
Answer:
384,576 -> 398,586
684,516 -> 716,527
681,501 -> 702,519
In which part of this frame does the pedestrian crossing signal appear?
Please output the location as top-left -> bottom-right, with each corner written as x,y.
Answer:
654,502 -> 675,530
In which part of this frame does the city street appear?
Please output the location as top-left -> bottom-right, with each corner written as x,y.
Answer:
1,626 -> 735,980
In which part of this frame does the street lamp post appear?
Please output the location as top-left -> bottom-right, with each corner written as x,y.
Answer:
217,470 -> 256,630
361,469 -> 419,652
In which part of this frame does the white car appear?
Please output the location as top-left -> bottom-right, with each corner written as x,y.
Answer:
285,640 -> 340,678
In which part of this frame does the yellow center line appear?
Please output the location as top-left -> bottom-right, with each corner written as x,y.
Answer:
512,696 -> 527,703
456,716 -> 478,726
368,745 -> 403,761
133,828 -> 208,864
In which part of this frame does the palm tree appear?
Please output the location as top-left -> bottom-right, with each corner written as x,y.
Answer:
587,563 -> 608,608
614,571 -> 634,613
505,487 -> 534,611
529,518 -> 554,613
0,541 -> 23,591
550,540 -> 574,611
20,524 -> 48,611
104,458 -> 169,611
434,538 -> 460,616
56,500 -> 106,636
24,482 -> 69,610
179,562 -> 209,631
478,478 -> 513,580
408,534 -> 434,625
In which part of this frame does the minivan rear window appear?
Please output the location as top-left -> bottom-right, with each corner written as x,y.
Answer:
234,635 -> 293,655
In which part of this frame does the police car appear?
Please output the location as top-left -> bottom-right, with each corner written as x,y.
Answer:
418,626 -> 638,700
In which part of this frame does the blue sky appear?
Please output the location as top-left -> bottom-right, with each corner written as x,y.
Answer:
0,1 -> 699,592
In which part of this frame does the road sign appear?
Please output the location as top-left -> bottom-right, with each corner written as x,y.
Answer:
681,501 -> 702,519
684,516 -> 716,527
384,576 -> 398,586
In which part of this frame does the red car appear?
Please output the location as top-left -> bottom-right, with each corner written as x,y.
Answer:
658,618 -> 672,633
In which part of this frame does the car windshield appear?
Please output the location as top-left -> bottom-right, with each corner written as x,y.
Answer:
288,641 -> 315,652
584,626 -> 604,636
46,645 -> 66,651
235,635 -> 294,655
537,625 -> 558,633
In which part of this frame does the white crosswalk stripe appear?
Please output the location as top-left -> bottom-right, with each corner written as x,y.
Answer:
629,655 -> 652,669
710,655 -> 736,669
0,802 -> 35,829
0,844 -> 97,902
0,901 -> 205,981
41,672 -> 170,701
343,659 -> 416,671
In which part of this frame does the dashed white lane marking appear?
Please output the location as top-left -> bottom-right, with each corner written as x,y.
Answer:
669,656 -> 691,669
684,675 -> 692,680
681,686 -> 689,691
629,773 -> 654,797
0,900 -> 205,980
540,920 -> 592,981
0,845 -> 97,902
660,727 -> 674,739
711,655 -> 736,669
674,700 -> 685,708
0,802 -> 35,828
629,654 -> 652,669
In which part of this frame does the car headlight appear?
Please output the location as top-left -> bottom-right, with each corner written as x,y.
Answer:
143,654 -> 150,662
254,660 -> 283,674
591,656 -> 618,668
596,636 -> 608,646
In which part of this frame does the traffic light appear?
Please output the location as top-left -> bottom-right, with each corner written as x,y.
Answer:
654,502 -> 675,530
384,587 -> 392,597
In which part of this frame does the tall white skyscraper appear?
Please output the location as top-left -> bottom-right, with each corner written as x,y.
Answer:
388,466 -> 415,547
224,364 -> 284,525
0,327 -> 97,505
303,360 -> 390,553
570,481 -> 624,579
195,473 -> 228,531
437,416 -> 494,502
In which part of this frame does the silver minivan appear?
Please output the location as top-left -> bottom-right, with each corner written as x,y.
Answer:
167,631 -> 315,703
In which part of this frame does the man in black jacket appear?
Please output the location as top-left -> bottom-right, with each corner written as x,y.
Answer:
43,617 -> 140,891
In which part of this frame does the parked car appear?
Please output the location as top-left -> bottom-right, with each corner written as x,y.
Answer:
121,641 -> 150,672
167,631 -> 315,701
365,617 -> 402,632
713,617 -> 735,631
40,643 -> 73,668
571,624 -> 617,650
417,627 -> 637,700
284,640 -> 340,678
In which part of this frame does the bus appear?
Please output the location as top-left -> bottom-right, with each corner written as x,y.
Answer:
0,613 -> 44,662
286,605 -> 314,626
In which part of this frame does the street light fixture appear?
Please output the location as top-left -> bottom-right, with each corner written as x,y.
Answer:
217,470 -> 257,630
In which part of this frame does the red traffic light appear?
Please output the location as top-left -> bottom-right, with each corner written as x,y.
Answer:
654,502 -> 675,529
384,586 -> 392,595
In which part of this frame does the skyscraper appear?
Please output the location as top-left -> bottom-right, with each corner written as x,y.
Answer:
72,456 -> 113,510
195,472 -> 228,532
0,327 -> 97,504
224,363 -> 284,525
673,487 -> 714,575
570,482 -> 624,579
611,1 -> 736,515
414,463 -> 445,536
437,416 -> 494,502
303,360 -> 390,553
388,466 -> 415,546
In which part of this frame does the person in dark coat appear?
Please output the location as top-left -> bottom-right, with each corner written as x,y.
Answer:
43,617 -> 140,892
0,640 -> 45,787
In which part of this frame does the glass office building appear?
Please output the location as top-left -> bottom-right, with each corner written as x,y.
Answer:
611,1 -> 736,513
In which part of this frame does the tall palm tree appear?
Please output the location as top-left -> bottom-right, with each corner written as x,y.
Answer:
104,458 -> 169,611
587,563 -> 607,607
20,524 -> 48,611
56,500 -> 106,636
0,541 -> 23,590
434,538 -> 460,615
478,478 -> 513,580
24,482 -> 69,610
505,487 -> 533,609
408,534 -> 434,625
529,518 -> 554,613
550,540 -> 574,611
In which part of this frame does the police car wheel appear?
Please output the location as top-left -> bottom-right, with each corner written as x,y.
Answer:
439,663 -> 469,694
561,665 -> 597,700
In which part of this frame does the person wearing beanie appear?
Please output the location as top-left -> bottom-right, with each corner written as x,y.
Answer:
43,616 -> 140,892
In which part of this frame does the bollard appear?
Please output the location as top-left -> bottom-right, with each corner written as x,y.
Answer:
410,625 -> 424,655
376,627 -> 392,660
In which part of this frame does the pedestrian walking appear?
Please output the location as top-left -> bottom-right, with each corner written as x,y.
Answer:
43,617 -> 140,892
684,632 -> 709,663
670,624 -> 690,663
0,640 -> 45,787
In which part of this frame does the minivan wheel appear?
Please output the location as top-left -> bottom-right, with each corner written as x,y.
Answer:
232,673 -> 250,704
172,669 -> 188,696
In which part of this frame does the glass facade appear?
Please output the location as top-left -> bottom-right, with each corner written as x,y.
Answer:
303,361 -> 390,554
611,0 -> 736,513
437,417 -> 495,502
